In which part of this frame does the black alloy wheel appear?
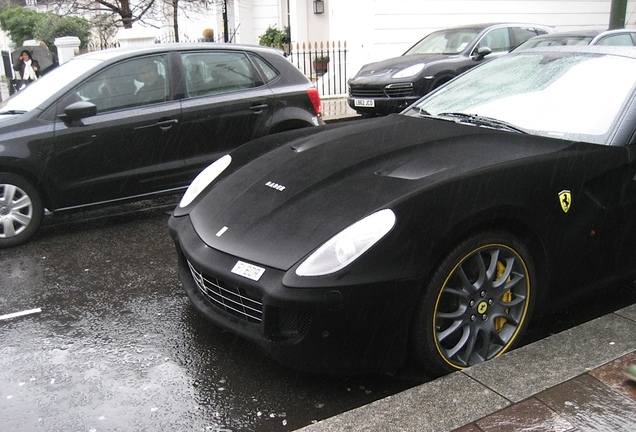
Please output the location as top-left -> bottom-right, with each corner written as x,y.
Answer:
411,232 -> 535,375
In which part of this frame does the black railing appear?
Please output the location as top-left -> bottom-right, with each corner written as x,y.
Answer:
284,41 -> 347,96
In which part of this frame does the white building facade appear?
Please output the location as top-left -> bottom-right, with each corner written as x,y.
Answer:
181,1 -> 636,78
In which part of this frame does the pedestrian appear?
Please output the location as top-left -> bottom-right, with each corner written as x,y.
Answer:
13,50 -> 40,90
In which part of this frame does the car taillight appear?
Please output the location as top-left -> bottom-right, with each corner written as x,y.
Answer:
307,87 -> 322,116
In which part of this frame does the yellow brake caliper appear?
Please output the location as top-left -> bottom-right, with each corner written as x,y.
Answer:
495,261 -> 512,332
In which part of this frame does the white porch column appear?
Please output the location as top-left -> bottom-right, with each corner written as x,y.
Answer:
116,28 -> 156,48
54,36 -> 81,65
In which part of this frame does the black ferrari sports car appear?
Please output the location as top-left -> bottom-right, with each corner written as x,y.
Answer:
169,46 -> 636,376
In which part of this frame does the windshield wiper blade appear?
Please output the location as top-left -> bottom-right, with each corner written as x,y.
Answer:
437,112 -> 528,134
0,110 -> 26,115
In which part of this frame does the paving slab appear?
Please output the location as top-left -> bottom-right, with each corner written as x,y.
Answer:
463,312 -> 636,402
297,372 -> 509,432
537,373 -> 636,431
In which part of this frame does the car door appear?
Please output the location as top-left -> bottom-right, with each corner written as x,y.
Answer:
45,54 -> 185,210
177,50 -> 277,179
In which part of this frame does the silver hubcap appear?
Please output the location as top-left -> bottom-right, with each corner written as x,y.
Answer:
0,183 -> 33,238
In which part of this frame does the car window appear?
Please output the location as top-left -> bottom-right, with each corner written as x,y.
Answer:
596,34 -> 635,46
251,55 -> 279,83
511,27 -> 546,47
181,51 -> 258,97
477,27 -> 512,53
404,28 -> 481,55
58,55 -> 169,113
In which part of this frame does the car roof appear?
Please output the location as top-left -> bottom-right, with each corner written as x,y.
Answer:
528,29 -> 605,40
75,43 -> 284,63
524,28 -> 636,41
512,44 -> 636,58
433,22 -> 554,31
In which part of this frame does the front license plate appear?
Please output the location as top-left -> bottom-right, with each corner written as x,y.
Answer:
231,261 -> 265,281
354,98 -> 375,107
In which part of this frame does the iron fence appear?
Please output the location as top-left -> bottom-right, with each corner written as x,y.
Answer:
285,41 -> 348,97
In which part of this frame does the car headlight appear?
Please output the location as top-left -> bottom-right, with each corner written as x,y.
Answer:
179,155 -> 232,208
392,63 -> 426,79
295,209 -> 396,276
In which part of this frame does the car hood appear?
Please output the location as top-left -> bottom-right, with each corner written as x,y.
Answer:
189,115 -> 569,270
351,54 -> 457,81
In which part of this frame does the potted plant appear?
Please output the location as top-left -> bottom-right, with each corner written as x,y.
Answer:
313,55 -> 330,74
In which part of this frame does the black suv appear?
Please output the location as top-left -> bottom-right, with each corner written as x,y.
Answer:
0,44 -> 324,247
348,23 -> 553,116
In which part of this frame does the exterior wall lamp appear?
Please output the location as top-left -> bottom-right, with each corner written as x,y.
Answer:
313,0 -> 325,14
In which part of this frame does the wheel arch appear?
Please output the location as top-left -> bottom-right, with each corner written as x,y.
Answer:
268,117 -> 316,134
429,208 -> 551,308
0,164 -> 52,210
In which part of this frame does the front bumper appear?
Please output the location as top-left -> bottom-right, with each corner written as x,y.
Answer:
168,214 -> 421,375
347,94 -> 419,116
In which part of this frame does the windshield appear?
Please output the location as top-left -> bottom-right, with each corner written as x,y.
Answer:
407,52 -> 636,145
404,28 -> 481,55
0,58 -> 103,112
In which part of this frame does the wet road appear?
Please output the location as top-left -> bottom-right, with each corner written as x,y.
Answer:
1,197 -> 635,431
0,197 -> 417,432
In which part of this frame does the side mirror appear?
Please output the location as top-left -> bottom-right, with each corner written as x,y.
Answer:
472,46 -> 492,60
58,101 -> 97,124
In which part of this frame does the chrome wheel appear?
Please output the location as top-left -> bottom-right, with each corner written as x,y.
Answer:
0,183 -> 34,238
0,174 -> 43,248
411,232 -> 534,375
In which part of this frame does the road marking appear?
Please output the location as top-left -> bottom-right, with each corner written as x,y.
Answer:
0,308 -> 42,321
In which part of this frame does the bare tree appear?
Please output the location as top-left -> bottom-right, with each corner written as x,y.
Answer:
50,0 -> 157,29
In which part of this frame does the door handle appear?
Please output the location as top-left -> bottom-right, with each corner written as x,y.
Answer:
155,119 -> 179,131
134,119 -> 179,131
249,104 -> 269,113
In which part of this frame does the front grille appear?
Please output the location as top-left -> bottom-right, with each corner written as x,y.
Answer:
385,83 -> 414,97
187,260 -> 263,323
350,82 -> 414,99
278,309 -> 312,338
350,87 -> 386,98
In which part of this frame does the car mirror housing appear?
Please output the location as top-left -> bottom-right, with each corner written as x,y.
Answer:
58,101 -> 97,124
473,46 -> 492,60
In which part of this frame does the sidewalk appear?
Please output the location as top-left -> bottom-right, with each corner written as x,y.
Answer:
299,303 -> 636,431
321,95 -> 359,122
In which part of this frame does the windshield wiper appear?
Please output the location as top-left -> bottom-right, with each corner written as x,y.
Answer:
437,112 -> 528,134
0,110 -> 26,115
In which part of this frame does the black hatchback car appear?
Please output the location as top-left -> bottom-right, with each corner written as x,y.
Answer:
348,23 -> 553,116
0,43 -> 323,248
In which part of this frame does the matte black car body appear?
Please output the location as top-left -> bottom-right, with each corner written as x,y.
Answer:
347,23 -> 553,116
0,43 -> 323,247
170,47 -> 636,375
514,28 -> 636,50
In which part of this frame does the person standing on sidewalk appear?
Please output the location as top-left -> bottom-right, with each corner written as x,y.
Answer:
13,50 -> 40,90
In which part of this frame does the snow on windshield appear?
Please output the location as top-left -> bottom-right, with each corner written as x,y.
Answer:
413,53 -> 636,144
0,58 -> 102,112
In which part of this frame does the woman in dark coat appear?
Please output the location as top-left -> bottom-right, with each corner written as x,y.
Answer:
13,50 -> 40,90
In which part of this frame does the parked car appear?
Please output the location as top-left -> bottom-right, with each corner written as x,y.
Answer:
170,46 -> 636,376
514,28 -> 636,50
0,43 -> 324,248
347,23 -> 553,116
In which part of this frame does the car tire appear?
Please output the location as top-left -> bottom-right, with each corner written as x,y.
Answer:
0,173 -> 43,248
410,231 -> 535,375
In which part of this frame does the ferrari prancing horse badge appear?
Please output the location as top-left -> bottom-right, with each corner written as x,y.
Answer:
559,190 -> 571,213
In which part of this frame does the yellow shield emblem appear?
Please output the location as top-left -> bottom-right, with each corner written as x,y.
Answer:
559,190 -> 571,213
